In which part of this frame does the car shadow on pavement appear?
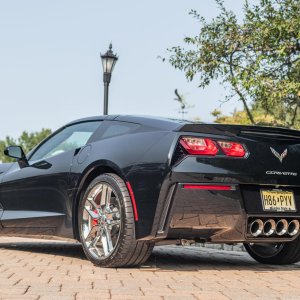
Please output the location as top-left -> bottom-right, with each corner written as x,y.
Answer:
0,240 -> 86,260
0,240 -> 299,272
143,246 -> 300,272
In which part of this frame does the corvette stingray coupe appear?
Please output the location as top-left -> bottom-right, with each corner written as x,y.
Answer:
1,115 -> 300,267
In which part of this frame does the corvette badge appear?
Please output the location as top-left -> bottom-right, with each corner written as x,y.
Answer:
270,147 -> 287,163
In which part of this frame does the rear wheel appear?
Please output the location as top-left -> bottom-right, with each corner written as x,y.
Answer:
78,173 -> 154,268
244,237 -> 300,264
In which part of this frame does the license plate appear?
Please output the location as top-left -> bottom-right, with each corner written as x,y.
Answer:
261,189 -> 296,212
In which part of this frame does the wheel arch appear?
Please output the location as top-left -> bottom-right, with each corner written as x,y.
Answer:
72,160 -> 128,241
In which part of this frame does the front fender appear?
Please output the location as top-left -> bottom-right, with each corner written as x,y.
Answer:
0,162 -> 14,183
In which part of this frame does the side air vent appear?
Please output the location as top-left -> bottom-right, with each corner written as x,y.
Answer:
171,143 -> 187,165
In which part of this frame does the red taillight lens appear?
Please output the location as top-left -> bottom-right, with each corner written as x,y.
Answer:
180,137 -> 218,156
217,141 -> 246,157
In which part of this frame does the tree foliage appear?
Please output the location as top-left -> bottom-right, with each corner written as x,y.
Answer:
212,108 -> 285,126
168,0 -> 300,127
0,129 -> 52,163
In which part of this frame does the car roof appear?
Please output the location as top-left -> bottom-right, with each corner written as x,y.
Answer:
66,115 -> 190,130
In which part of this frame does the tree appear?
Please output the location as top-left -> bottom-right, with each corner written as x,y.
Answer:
167,0 -> 300,128
211,108 -> 286,127
0,129 -> 52,163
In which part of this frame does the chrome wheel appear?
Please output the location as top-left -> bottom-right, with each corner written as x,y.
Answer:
79,173 -> 154,267
82,182 -> 121,259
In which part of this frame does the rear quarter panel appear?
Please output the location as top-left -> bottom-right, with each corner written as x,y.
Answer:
70,129 -> 176,239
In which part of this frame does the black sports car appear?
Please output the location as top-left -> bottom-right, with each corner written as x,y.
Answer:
1,115 -> 300,267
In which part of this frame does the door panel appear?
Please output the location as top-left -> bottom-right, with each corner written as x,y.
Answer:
0,151 -> 75,233
0,121 -> 101,237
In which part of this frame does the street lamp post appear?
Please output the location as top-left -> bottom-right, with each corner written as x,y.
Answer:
101,43 -> 118,115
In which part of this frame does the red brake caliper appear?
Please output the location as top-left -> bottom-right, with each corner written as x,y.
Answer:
92,209 -> 99,226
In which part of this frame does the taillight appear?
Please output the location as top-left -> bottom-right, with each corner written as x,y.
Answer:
179,136 -> 247,158
217,141 -> 246,157
180,137 -> 218,156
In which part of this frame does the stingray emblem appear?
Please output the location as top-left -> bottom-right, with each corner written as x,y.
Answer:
270,147 -> 288,163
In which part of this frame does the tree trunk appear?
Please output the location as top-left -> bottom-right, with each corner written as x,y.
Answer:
234,87 -> 256,125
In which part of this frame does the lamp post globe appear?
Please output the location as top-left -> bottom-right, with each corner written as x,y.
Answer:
101,43 -> 118,115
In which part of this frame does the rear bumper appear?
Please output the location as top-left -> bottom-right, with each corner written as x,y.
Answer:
161,183 -> 245,243
151,181 -> 300,243
153,182 -> 246,243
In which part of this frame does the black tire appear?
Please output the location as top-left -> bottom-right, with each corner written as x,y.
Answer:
244,237 -> 300,265
78,173 -> 154,268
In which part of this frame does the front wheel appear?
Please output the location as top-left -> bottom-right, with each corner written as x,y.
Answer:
244,236 -> 300,265
78,173 -> 154,268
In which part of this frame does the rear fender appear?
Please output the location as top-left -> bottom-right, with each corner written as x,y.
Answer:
71,160 -> 128,241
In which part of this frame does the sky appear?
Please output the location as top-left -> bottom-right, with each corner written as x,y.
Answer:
0,0 -> 249,140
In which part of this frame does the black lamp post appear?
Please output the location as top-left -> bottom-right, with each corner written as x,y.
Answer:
101,43 -> 118,115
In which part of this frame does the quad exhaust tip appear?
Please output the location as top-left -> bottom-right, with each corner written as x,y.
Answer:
249,218 -> 300,237
250,219 -> 264,237
275,219 -> 289,236
263,219 -> 276,236
288,220 -> 300,236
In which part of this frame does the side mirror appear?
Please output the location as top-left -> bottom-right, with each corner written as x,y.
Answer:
4,146 -> 29,168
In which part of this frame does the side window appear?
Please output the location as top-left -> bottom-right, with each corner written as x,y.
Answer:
30,121 -> 100,161
90,121 -> 139,142
102,123 -> 134,139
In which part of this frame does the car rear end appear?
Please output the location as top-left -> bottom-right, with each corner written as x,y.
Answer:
155,123 -> 300,246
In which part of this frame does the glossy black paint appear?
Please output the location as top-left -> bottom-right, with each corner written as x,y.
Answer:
0,115 -> 300,244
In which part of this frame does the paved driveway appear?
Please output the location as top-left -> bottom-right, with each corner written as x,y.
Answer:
0,237 -> 299,300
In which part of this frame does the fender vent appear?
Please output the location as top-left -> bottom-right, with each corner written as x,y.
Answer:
171,143 -> 187,165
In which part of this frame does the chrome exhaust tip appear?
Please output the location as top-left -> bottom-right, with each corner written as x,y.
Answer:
263,219 -> 276,236
287,220 -> 300,236
275,219 -> 288,236
250,219 -> 264,237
